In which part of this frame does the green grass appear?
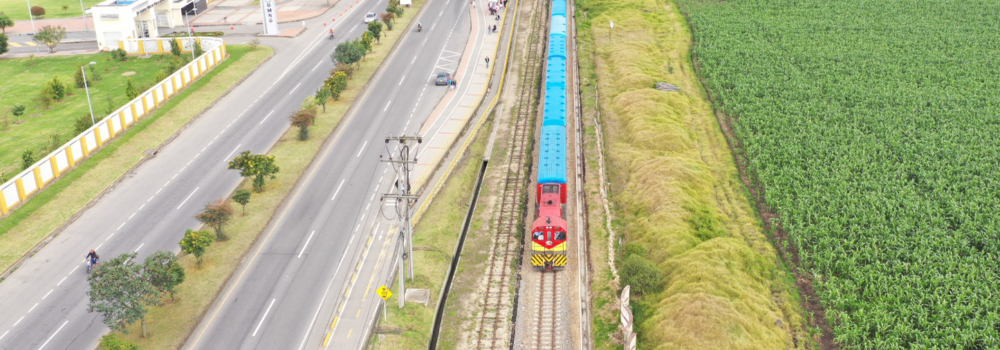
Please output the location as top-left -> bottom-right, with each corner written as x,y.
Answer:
677,0 -> 1000,347
0,45 -> 269,274
0,52 -> 177,176
0,0 -> 102,21
574,0 -> 809,348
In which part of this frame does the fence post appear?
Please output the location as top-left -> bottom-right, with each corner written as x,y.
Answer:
15,178 -> 26,200
33,167 -> 43,188
50,155 -> 60,177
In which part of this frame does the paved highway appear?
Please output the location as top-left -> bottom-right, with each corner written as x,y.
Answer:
0,0 -> 473,348
185,0 -> 482,348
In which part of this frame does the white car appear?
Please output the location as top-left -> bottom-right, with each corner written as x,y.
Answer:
364,12 -> 377,23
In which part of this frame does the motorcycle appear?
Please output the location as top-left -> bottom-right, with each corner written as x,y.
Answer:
86,258 -> 98,274
328,32 -> 335,40
417,24 -> 422,32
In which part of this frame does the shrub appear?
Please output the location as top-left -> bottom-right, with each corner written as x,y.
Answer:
74,66 -> 89,88
21,150 -> 35,170
249,38 -> 261,51
623,242 -> 647,259
46,76 -> 67,101
88,64 -> 101,81
231,188 -> 251,215
333,63 -> 355,79
111,48 -> 128,62
620,255 -> 663,295
97,333 -> 138,350
11,104 -> 24,118
169,38 -> 181,56
74,111 -> 95,133
30,6 -> 45,19
193,42 -> 204,57
124,78 -> 140,100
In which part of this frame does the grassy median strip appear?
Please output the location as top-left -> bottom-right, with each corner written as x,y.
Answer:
0,45 -> 271,274
575,0 -> 808,348
112,3 -> 428,347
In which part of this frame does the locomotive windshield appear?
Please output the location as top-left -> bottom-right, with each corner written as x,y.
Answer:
542,184 -> 560,193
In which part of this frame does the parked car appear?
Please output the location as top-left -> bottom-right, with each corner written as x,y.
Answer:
435,72 -> 452,85
364,12 -> 377,23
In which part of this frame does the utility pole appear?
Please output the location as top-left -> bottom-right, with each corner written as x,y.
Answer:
380,134 -> 421,308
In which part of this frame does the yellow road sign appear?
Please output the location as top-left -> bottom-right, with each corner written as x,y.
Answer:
376,285 -> 392,300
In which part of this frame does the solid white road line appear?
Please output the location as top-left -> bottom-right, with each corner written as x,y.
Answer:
331,180 -> 346,201
356,141 -> 368,158
298,231 -> 317,258
290,82 -> 302,95
259,110 -> 275,125
252,299 -> 277,337
177,187 -> 200,209
36,320 -> 68,350
224,144 -> 242,162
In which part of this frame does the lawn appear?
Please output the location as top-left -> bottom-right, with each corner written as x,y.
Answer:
0,52 -> 178,178
677,0 -> 1000,347
574,0 -> 809,348
0,0 -> 103,21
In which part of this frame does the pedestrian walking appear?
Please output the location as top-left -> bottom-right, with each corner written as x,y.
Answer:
485,57 -> 490,68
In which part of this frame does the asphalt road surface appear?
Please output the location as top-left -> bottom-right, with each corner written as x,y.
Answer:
0,0 -> 473,348
185,0 -> 482,348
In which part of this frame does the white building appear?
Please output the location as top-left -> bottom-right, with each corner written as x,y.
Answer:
91,0 -> 207,50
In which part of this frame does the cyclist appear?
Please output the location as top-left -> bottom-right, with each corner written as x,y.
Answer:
86,249 -> 99,270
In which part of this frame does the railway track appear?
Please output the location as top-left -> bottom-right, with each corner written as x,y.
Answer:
473,2 -> 548,349
534,271 -> 562,349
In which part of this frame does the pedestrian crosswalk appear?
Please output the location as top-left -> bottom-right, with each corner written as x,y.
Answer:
8,41 -> 38,47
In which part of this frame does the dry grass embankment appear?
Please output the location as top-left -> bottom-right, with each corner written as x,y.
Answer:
575,0 -> 809,348
112,2 -> 428,347
0,45 -> 271,274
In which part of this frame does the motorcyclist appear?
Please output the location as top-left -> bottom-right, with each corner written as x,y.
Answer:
86,249 -> 99,268
329,28 -> 335,39
417,22 -> 422,31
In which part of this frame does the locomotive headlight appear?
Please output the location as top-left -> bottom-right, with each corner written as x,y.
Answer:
546,241 -> 553,245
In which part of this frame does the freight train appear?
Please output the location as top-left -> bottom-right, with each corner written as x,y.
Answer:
530,0 -> 569,271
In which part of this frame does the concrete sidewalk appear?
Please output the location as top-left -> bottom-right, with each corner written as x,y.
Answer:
190,0 -> 334,26
409,0 -> 509,192
6,16 -> 96,35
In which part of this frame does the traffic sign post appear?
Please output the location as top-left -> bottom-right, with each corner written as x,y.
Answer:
377,285 -> 392,320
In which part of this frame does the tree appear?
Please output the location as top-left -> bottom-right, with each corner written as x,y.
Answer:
193,42 -> 203,57
381,12 -> 394,30
169,38 -> 181,56
367,21 -> 382,42
325,71 -> 348,101
179,229 -> 213,266
359,32 -> 373,53
290,108 -> 316,141
87,252 -> 160,338
142,251 -> 185,301
11,104 -> 24,123
125,78 -> 140,100
46,75 -> 67,101
98,334 -> 138,350
21,150 -> 35,170
314,87 -> 330,112
0,33 -> 8,56
228,151 -> 280,192
111,48 -> 128,62
0,12 -> 13,34
231,189 -> 251,215
33,25 -> 66,53
30,6 -> 45,19
195,199 -> 233,240
331,40 -> 364,66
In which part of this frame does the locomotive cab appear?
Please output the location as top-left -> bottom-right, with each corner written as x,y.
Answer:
530,215 -> 568,271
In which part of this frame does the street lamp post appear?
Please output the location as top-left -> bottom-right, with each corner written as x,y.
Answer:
79,0 -> 88,31
82,62 -> 97,125
25,0 -> 39,53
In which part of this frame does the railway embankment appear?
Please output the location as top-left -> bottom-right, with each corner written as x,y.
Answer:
574,0 -> 809,348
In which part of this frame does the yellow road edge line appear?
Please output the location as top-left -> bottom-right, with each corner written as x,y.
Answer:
323,332 -> 332,346
329,316 -> 339,330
